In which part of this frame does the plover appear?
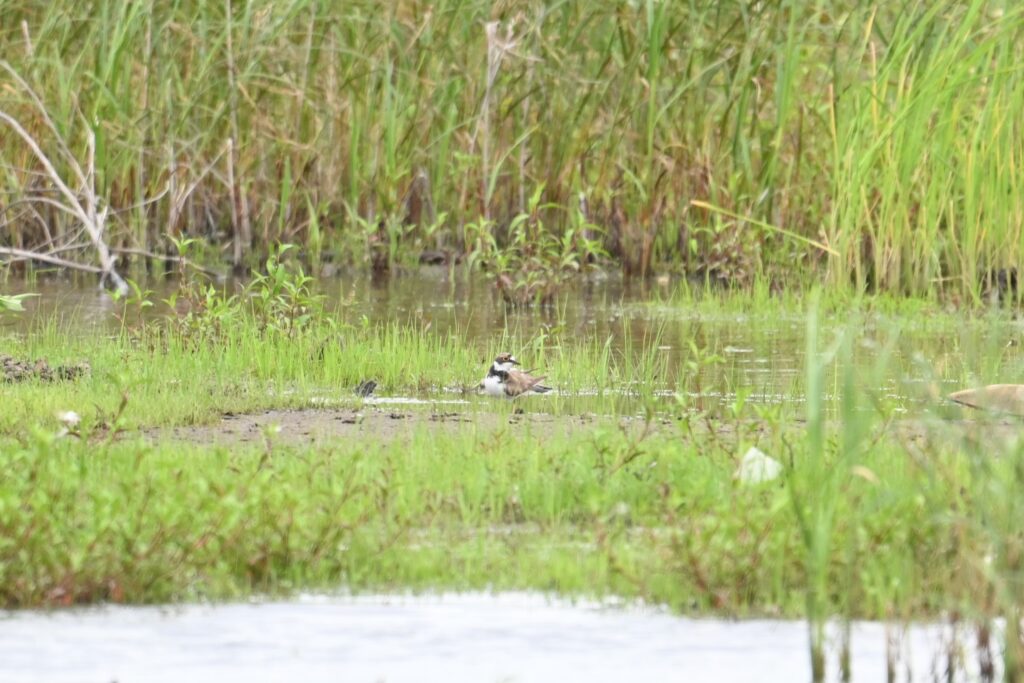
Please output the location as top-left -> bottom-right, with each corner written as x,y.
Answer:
479,353 -> 552,398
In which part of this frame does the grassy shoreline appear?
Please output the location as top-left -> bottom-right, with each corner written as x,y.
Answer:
0,297 -> 1020,631
5,281 -> 1024,675
0,406 -> 980,619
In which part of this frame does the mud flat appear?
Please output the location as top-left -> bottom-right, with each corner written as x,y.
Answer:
149,403 -> 1024,454
151,406 -> 621,448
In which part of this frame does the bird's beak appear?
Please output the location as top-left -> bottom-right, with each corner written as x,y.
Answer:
510,357 -> 520,365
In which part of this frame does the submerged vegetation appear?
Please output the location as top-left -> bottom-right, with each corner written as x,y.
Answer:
1,0 -> 1023,300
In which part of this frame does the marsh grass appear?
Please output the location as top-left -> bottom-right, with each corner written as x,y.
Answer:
6,269 -> 1024,675
0,380 -> 1010,681
2,1 -> 1023,299
7,265 -> 1018,437
0,397 -> 983,619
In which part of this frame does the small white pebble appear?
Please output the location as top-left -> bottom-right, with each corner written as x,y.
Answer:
56,411 -> 81,428
735,446 -> 782,485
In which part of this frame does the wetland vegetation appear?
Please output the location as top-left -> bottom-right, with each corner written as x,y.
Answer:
4,0 -> 1024,680
4,270 -> 1024,679
2,0 -> 1024,299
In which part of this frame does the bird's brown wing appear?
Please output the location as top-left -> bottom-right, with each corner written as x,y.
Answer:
501,370 -> 544,397
505,370 -> 550,396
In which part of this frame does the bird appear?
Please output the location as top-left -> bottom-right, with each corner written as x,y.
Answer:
948,384 -> 1024,417
478,352 -> 553,398
354,379 -> 378,397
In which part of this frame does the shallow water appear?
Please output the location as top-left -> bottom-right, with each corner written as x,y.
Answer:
0,592 -> 999,683
7,268 -> 1024,414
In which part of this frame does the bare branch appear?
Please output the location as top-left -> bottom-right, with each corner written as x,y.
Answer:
0,247 -> 103,273
0,61 -> 89,190
0,65 -> 128,294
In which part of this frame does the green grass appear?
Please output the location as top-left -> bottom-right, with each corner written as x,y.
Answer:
5,275 -> 1024,436
6,279 -> 1024,677
2,1 -> 1024,298
0,403 -> 988,618
0,319 -> 661,432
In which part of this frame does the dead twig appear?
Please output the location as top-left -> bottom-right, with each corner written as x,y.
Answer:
0,247 -> 102,273
0,61 -> 128,294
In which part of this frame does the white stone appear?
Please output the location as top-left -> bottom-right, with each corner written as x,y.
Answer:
56,410 -> 81,428
735,446 -> 782,485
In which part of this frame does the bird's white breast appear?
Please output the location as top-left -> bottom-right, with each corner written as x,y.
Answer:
481,374 -> 507,397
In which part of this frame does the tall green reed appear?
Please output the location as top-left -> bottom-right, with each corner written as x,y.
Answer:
15,1 -> 1009,294
829,1 -> 1024,299
789,294 -> 878,681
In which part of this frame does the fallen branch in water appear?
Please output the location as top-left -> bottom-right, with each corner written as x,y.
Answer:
0,246 -> 103,273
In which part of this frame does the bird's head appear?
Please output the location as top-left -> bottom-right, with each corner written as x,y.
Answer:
493,352 -> 519,372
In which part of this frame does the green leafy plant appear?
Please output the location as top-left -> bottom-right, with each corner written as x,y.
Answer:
245,244 -> 326,336
468,187 -> 604,306
110,279 -> 154,330
0,293 -> 37,313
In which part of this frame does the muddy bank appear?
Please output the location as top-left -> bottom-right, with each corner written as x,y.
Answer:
1,354 -> 90,383
148,403 -> 1024,452
151,407 -> 630,448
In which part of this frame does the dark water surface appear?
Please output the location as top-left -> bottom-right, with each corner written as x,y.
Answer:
0,593 -> 999,683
